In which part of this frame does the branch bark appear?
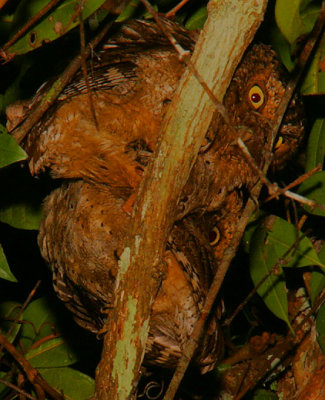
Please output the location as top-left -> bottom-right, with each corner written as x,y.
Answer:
95,1 -> 268,399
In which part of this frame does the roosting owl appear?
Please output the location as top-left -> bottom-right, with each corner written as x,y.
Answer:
6,18 -> 304,371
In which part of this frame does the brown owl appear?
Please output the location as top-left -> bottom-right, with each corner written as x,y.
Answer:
39,180 -> 223,372
6,19 -> 304,372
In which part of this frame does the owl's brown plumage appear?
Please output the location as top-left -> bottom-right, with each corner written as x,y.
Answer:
39,180 -> 223,371
7,19 -> 304,371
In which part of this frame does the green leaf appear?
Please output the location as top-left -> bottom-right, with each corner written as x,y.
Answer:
0,132 -> 27,168
0,166 -> 45,230
250,219 -> 292,331
26,337 -> 79,368
298,171 -> 325,217
265,216 -> 323,269
185,7 -> 207,30
116,0 -> 140,22
20,297 -> 61,350
40,367 -> 95,400
269,23 -> 295,72
251,389 -> 278,400
0,371 -> 11,397
0,244 -> 17,282
0,201 -> 42,230
275,0 -> 320,45
310,245 -> 325,304
301,34 -> 325,95
7,0 -> 107,56
305,119 -> 325,171
0,301 -> 21,342
316,302 -> 325,353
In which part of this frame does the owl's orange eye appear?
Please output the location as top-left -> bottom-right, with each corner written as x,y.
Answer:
248,85 -> 264,109
209,227 -> 220,246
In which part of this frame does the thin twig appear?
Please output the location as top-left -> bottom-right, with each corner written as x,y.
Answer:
264,165 -> 322,202
11,20 -> 113,144
79,0 -> 98,129
223,232 -> 308,327
0,280 -> 41,355
0,378 -> 37,400
238,138 -> 325,211
0,0 -> 63,58
165,0 -> 190,18
0,332 -> 65,400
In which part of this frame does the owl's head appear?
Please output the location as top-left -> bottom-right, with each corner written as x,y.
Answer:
225,44 -> 304,169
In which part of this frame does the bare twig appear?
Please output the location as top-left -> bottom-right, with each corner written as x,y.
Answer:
0,378 -> 37,400
0,0 -> 63,58
238,138 -> 325,211
11,20 -> 113,144
223,232 -> 308,327
0,280 -> 41,355
165,0 -> 191,18
78,0 -> 98,129
265,165 -> 322,202
0,333 -> 65,400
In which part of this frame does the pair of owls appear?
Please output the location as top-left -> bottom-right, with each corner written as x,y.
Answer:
8,19 -> 304,371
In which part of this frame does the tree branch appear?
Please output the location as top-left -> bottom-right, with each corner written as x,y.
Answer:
95,1 -> 268,399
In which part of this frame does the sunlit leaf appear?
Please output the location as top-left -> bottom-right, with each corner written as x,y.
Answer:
7,0 -> 107,57
40,367 -> 95,400
305,119 -> 325,171
298,171 -> 325,217
185,7 -> 207,30
0,132 -> 27,168
316,302 -> 325,353
0,244 -> 17,282
250,220 -> 292,331
26,337 -> 79,368
275,0 -> 320,45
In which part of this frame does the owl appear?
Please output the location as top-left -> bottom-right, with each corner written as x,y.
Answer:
39,180 -> 223,372
6,18 -> 304,371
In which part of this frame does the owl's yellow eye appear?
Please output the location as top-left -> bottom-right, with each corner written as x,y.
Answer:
248,85 -> 265,109
209,227 -> 220,246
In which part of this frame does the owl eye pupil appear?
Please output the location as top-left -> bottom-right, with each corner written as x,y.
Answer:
251,93 -> 261,103
209,230 -> 217,243
248,85 -> 265,109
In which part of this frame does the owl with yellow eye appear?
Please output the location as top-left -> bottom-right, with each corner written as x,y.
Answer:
182,43 -> 305,216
